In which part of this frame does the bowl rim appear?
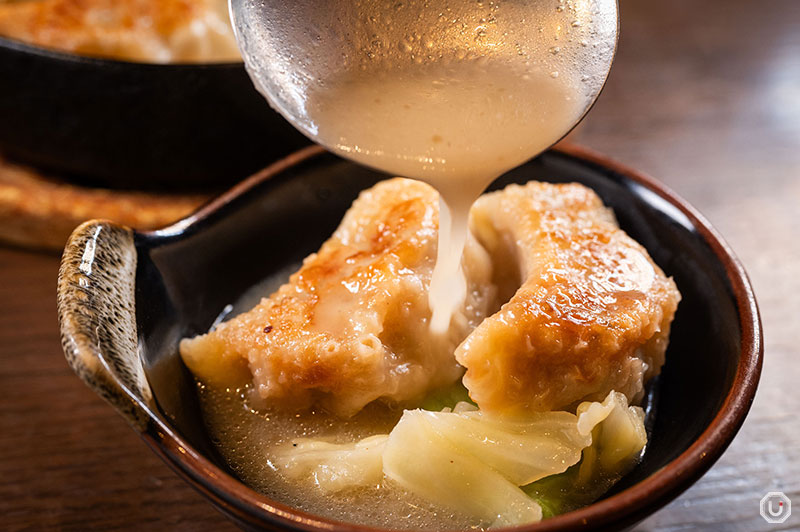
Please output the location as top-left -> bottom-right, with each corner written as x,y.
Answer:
0,34 -> 244,69
133,143 -> 765,530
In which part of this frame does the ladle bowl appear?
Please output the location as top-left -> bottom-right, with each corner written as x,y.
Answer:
230,0 -> 619,177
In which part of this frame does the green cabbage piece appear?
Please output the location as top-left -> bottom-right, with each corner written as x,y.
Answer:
382,409 -> 543,527
523,391 -> 648,518
277,435 -> 388,493
419,382 -> 476,412
276,390 -> 646,527
406,408 -> 591,485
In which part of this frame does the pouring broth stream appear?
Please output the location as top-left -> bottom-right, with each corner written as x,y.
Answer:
306,63 -> 583,329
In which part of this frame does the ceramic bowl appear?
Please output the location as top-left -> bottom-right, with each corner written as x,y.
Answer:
0,37 -> 309,190
57,144 -> 762,531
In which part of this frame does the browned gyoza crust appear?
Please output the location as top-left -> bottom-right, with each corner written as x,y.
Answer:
0,0 -> 239,62
181,178 -> 680,418
460,182 -> 680,416
180,178 -> 495,417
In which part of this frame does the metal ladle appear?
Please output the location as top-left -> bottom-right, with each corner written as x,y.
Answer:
229,0 -> 618,175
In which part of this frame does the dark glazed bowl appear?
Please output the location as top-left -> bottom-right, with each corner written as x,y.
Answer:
0,38 -> 309,190
57,144 -> 762,531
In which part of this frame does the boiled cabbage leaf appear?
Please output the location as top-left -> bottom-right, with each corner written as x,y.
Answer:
276,390 -> 647,527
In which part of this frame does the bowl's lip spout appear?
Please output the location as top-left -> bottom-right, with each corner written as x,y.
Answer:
62,143 -> 764,532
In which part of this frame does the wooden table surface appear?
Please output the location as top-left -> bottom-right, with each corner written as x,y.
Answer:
1,0 -> 798,530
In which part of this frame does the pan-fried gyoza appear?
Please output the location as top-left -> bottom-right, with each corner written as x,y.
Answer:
181,178 -> 680,528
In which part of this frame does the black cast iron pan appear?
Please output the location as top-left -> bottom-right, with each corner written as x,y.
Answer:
0,37 -> 310,190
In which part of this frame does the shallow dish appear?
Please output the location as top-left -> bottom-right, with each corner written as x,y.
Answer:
0,38 -> 308,190
57,144 -> 762,531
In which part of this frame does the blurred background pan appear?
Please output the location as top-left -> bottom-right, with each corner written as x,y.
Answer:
0,37 -> 310,191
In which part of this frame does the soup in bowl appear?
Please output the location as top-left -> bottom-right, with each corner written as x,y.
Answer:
57,145 -> 762,531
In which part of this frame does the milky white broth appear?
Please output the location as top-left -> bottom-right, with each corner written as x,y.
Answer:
199,385 -> 483,530
305,62 -> 583,330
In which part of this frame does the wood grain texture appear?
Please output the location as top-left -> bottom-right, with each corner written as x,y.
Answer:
1,0 -> 798,530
